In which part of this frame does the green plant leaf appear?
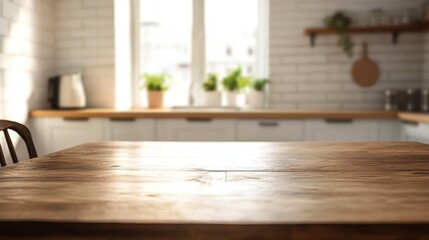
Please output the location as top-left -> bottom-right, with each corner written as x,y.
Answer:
203,73 -> 218,91
324,11 -> 354,57
222,67 -> 242,91
253,78 -> 270,91
141,73 -> 170,92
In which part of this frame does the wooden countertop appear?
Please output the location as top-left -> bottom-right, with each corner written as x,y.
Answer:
398,112 -> 429,124
30,108 -> 399,120
1,141 -> 429,239
30,109 -> 429,123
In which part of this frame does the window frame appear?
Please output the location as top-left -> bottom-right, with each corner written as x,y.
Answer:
131,0 -> 269,108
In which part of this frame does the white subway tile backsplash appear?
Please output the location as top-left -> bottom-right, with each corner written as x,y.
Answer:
69,28 -> 96,38
83,0 -> 113,8
270,0 -> 429,110
97,8 -> 113,17
83,18 -> 112,28
83,38 -> 113,48
54,0 -> 115,108
282,93 -> 327,102
56,19 -> 82,29
2,0 -> 429,115
70,8 -> 97,18
2,0 -> 19,21
271,83 -> 297,92
56,39 -> 82,49
0,0 -> 54,121
297,103 -> 341,110
424,33 -> 429,88
56,0 -> 82,10
297,83 -> 342,92
0,17 -> 9,36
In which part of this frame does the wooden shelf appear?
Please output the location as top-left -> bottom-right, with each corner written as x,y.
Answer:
304,24 -> 429,46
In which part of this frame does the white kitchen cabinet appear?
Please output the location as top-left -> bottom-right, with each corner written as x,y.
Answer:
104,118 -> 156,141
156,118 -> 235,141
377,120 -> 401,141
304,119 -> 379,142
31,116 -> 404,154
401,121 -> 429,144
34,118 -> 104,154
236,120 -> 303,141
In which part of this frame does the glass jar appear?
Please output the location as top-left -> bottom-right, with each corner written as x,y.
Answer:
401,9 -> 412,24
423,2 -> 429,22
369,9 -> 383,26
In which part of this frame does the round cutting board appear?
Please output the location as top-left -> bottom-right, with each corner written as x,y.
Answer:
352,42 -> 379,88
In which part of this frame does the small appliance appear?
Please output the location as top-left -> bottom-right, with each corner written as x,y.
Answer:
422,89 -> 429,112
384,89 -> 398,111
405,88 -> 421,112
48,74 -> 86,109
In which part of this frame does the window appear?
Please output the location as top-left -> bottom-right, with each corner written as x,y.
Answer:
205,0 -> 259,77
140,0 -> 192,106
136,0 -> 267,107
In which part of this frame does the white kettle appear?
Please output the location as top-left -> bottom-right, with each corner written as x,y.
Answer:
49,74 -> 86,109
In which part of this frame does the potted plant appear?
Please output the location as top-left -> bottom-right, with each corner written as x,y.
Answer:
141,73 -> 170,109
222,67 -> 249,107
324,11 -> 354,57
202,73 -> 222,107
249,78 -> 269,109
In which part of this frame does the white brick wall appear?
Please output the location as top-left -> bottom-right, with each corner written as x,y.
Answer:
54,0 -> 115,108
423,32 -> 429,88
0,0 -> 54,122
270,0 -> 427,110
2,0 -> 428,114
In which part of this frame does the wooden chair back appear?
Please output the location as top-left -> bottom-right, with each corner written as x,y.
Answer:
0,120 -> 37,167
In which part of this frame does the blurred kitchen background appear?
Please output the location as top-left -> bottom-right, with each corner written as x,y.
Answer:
1,0 -> 429,145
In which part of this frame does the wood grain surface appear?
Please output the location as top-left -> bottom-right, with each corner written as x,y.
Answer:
0,141 -> 429,239
304,24 -> 428,35
29,109 -> 398,120
399,112 -> 429,124
352,42 -> 379,88
28,109 -> 429,124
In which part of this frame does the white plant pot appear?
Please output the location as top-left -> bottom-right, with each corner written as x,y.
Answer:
248,90 -> 265,109
224,91 -> 238,107
203,91 -> 222,107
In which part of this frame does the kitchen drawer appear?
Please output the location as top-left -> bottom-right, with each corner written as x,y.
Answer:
37,118 -> 104,154
377,120 -> 401,141
104,118 -> 156,141
401,120 -> 429,144
236,120 -> 303,141
156,118 -> 235,141
305,119 -> 378,142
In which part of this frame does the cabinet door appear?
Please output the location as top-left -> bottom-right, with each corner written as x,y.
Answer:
377,120 -> 401,142
401,121 -> 429,144
104,119 -> 156,141
156,119 -> 235,141
236,120 -> 303,141
305,120 -> 378,142
41,118 -> 104,154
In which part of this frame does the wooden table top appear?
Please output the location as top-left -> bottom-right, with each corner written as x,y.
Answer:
1,141 -> 429,239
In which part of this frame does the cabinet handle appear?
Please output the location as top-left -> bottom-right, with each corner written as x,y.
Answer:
258,122 -> 279,127
325,119 -> 354,124
109,118 -> 136,122
401,120 -> 419,126
63,117 -> 89,122
186,118 -> 213,123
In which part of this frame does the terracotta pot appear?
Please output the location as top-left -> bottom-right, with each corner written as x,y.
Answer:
147,91 -> 164,109
203,91 -> 222,107
248,90 -> 265,109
